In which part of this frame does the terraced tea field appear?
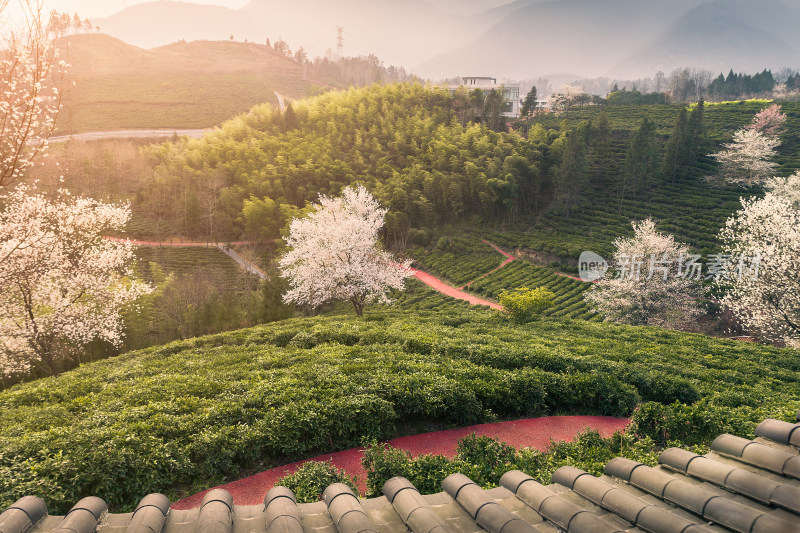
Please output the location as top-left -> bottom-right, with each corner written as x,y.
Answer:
466,260 -> 598,320
133,246 -> 259,289
408,240 -> 597,320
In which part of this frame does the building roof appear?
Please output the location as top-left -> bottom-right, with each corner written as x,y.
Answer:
2,413 -> 799,533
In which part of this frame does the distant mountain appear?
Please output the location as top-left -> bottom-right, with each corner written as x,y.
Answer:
426,0 -> 515,16
90,0 -> 504,69
91,1 -> 269,49
240,0 -> 479,66
89,0 -> 800,80
420,0 -> 713,78
619,0 -> 800,76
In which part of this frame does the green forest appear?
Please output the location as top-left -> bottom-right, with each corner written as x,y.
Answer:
98,85 -> 797,256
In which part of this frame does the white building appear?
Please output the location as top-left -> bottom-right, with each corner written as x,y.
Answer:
447,76 -> 522,118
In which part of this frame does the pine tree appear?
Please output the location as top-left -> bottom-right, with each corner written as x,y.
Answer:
663,103 -> 702,184
621,118 -> 658,208
520,86 -> 538,117
556,127 -> 588,217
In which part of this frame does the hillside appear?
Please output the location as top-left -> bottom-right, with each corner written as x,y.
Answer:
1,309 -> 797,512
137,85 -> 799,260
485,100 -> 800,262
91,1 -> 267,49
55,34 -> 334,133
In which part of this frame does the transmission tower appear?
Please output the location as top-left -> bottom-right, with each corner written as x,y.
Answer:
336,26 -> 344,59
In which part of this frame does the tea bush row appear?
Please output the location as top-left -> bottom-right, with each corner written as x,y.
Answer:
1,311 -> 797,512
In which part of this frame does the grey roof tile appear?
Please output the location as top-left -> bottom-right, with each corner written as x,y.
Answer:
712,435 -> 800,479
382,477 -> 455,533
755,420 -> 800,448
0,497 -> 48,533
442,474 -> 537,533
500,471 -> 623,533
322,484 -> 379,533
196,491 -> 233,533
609,461 -> 800,533
53,497 -> 108,533
126,495 -> 170,533
11,417 -> 800,533
660,448 -> 800,514
264,488 -> 302,533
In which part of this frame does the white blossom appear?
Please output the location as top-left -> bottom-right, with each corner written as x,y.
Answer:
0,186 -> 152,377
764,170 -> 800,209
547,84 -> 585,114
718,192 -> 800,346
279,185 -> 412,316
708,129 -> 779,187
0,1 -> 66,188
584,218 -> 703,328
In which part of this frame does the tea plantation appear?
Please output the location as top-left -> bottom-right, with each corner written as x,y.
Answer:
492,100 -> 800,261
1,310 -> 797,513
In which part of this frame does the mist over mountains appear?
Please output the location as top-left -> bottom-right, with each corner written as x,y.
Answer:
91,0 -> 800,80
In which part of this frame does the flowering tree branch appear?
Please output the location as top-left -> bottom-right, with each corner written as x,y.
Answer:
0,0 -> 66,188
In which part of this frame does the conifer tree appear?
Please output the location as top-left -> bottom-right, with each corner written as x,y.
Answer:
520,86 -> 538,117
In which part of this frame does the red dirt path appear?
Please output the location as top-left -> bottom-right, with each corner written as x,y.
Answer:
411,268 -> 503,310
459,240 -> 516,289
172,415 -> 628,509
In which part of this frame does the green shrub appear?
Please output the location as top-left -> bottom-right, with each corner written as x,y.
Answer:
361,442 -> 466,497
498,287 -> 556,323
362,431 -> 668,498
454,434 -> 516,487
628,400 -> 759,446
276,460 -> 359,503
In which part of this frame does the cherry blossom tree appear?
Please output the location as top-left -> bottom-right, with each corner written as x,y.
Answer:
584,218 -> 703,328
764,171 -> 800,209
547,84 -> 585,116
0,187 -> 152,377
746,103 -> 787,137
280,185 -> 412,316
708,129 -> 779,187
0,0 -> 65,188
718,176 -> 800,347
708,104 -> 786,188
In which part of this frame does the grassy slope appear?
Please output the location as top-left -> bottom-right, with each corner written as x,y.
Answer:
1,307 -> 797,512
55,35 -> 338,133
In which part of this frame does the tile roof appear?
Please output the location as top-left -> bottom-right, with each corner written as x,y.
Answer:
2,414 -> 799,533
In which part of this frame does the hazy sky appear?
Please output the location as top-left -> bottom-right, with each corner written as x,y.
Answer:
7,0 -> 250,19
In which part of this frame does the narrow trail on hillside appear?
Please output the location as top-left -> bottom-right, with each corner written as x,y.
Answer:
458,239 -> 516,289
49,129 -> 208,143
411,268 -> 502,310
172,415 -> 629,509
104,237 -> 265,247
482,240 -> 592,283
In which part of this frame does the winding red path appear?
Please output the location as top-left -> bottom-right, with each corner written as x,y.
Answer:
459,240 -> 516,289
411,268 -> 503,310
172,415 -> 628,509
